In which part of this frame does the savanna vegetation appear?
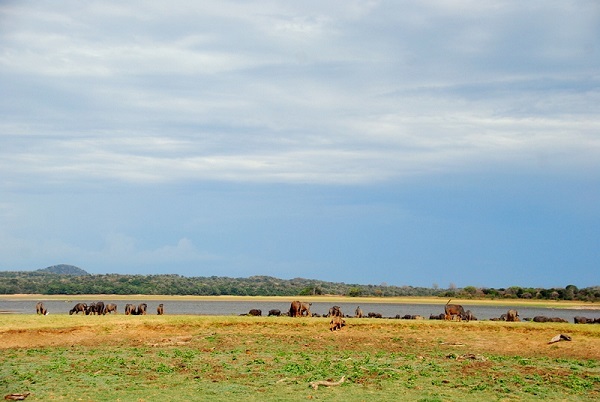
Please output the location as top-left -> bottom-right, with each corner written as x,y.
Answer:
1,265 -> 598,302
1,314 -> 599,401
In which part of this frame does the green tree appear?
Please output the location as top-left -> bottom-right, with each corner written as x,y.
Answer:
564,284 -> 578,300
463,286 -> 477,296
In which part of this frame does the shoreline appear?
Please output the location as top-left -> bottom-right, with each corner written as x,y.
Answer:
1,294 -> 599,310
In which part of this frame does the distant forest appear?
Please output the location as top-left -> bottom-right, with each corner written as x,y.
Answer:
0,265 -> 598,301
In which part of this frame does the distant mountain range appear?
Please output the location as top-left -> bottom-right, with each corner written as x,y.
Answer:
36,264 -> 89,276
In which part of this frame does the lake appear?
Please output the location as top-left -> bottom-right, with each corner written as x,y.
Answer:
2,298 -> 599,323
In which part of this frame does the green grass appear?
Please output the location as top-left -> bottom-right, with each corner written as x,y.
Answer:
2,344 -> 599,401
1,315 -> 599,401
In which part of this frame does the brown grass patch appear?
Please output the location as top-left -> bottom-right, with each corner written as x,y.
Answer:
1,316 -> 599,361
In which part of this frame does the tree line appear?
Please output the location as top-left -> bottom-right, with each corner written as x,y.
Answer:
0,271 -> 598,301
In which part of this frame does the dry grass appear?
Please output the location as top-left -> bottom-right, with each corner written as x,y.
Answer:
1,315 -> 599,360
1,315 -> 599,401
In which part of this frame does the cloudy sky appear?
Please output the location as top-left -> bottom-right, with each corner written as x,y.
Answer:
1,1 -> 599,288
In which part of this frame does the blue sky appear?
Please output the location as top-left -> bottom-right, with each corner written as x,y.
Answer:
1,1 -> 599,288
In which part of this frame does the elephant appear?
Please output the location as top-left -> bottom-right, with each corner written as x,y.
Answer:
69,303 -> 87,315
289,301 -> 301,317
35,302 -> 48,315
506,309 -> 520,322
104,303 -> 118,314
94,301 -> 106,315
136,303 -> 147,315
463,310 -> 476,321
124,304 -> 136,315
328,306 -> 342,317
299,302 -> 312,317
289,301 -> 312,317
444,300 -> 466,321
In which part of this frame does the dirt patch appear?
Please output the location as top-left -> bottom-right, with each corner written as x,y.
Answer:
0,324 -> 165,348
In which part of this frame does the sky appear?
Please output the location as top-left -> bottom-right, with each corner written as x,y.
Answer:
1,1 -> 599,289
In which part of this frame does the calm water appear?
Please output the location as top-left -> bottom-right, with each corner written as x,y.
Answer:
1,299 -> 599,323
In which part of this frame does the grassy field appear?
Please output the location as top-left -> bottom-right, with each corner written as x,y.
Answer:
1,313 -> 599,401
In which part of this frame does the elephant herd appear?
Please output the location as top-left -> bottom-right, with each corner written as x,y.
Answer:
34,301 -> 165,316
68,302 -> 116,315
34,300 -> 596,326
244,300 -> 594,331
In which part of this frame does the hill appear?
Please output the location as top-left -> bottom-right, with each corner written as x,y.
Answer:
36,264 -> 89,276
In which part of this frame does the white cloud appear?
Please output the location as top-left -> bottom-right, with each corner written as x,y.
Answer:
1,0 -> 599,189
